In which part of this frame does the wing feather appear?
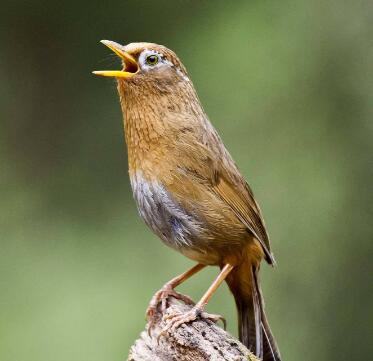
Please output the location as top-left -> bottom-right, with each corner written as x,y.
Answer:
212,169 -> 275,265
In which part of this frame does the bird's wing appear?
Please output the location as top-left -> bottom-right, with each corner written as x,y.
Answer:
162,123 -> 275,264
211,167 -> 275,265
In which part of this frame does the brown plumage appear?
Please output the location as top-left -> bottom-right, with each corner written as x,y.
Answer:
94,40 -> 281,360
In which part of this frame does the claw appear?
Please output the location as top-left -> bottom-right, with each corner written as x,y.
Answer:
199,311 -> 226,330
146,285 -> 195,335
147,308 -> 158,336
159,306 -> 226,341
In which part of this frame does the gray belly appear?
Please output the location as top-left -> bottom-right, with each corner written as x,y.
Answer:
130,173 -> 203,252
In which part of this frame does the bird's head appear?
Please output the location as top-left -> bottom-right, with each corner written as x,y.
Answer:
93,40 -> 190,89
93,39 -> 203,129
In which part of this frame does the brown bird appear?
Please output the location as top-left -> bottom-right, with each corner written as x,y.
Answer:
93,40 -> 281,360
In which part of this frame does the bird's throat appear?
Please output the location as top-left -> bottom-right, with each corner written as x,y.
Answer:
116,78 -> 205,176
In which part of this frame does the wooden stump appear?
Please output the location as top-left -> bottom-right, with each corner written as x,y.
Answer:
127,298 -> 260,361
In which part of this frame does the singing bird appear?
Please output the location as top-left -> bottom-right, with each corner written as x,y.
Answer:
93,40 -> 281,360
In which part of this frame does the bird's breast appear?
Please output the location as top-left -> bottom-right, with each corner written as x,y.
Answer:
130,171 -> 204,253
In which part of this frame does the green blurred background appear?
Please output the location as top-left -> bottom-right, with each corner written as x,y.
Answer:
1,1 -> 372,360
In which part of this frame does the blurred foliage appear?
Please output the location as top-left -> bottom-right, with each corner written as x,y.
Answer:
1,1 -> 372,360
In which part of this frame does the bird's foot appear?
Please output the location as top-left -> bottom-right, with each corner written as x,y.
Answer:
146,284 -> 195,334
158,306 -> 226,341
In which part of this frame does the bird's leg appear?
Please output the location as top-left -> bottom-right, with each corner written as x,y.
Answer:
146,263 -> 205,330
160,263 -> 234,337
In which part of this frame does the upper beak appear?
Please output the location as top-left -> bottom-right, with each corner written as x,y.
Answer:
92,40 -> 139,78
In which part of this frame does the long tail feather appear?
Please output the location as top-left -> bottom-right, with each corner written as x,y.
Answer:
226,263 -> 281,361
253,267 -> 281,361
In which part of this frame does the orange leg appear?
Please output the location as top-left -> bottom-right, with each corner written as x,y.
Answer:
164,263 -> 206,289
162,264 -> 234,334
195,263 -> 234,309
146,263 -> 205,329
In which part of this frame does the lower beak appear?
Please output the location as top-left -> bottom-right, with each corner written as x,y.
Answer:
92,40 -> 139,78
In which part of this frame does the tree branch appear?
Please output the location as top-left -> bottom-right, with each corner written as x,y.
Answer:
127,297 -> 260,361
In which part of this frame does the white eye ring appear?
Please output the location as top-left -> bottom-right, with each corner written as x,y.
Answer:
139,50 -> 164,71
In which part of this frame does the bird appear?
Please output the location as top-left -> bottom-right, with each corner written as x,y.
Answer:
93,40 -> 281,361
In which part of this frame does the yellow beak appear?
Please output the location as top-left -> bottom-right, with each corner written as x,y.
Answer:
92,40 -> 139,78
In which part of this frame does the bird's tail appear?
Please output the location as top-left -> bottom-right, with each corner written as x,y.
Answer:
225,262 -> 281,361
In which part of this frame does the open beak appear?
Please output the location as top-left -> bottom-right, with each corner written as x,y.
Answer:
92,40 -> 139,78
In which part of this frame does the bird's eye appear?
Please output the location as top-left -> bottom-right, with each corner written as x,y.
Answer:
145,54 -> 159,66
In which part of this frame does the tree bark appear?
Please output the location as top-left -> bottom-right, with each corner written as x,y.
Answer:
127,297 -> 260,361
